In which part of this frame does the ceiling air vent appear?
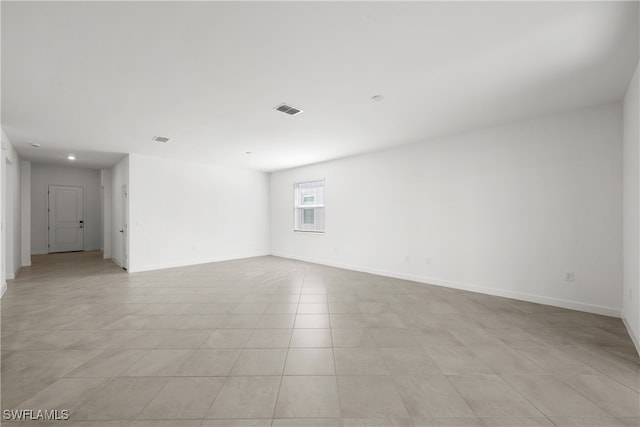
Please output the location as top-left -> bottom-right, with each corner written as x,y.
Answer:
274,103 -> 303,116
152,136 -> 170,143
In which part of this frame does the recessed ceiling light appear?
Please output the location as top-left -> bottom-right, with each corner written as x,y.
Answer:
371,95 -> 384,102
67,155 -> 76,160
31,143 -> 41,148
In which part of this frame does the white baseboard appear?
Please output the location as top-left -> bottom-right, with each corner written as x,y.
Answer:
128,252 -> 271,273
5,266 -> 22,280
622,314 -> 640,355
32,248 -> 100,255
271,252 -> 621,318
0,281 -> 6,298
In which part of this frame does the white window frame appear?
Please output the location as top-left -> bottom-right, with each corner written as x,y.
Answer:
294,179 -> 325,233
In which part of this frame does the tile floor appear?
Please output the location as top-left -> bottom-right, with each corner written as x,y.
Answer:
1,251 -> 638,427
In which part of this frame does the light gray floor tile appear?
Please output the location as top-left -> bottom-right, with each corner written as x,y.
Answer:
334,348 -> 389,375
414,328 -> 465,348
202,329 -> 253,348
413,418 -> 483,426
67,330 -> 137,349
300,295 -> 327,303
393,375 -> 475,418
480,417 -> 554,426
514,346 -> 600,375
369,329 -> 420,347
290,328 -> 333,347
295,315 -> 331,328
332,329 -> 377,347
177,349 -> 241,376
275,376 -> 341,418
14,377 -> 109,415
337,375 -> 409,418
117,330 -> 173,349
343,419 -> 415,426
233,304 -> 268,315
558,374 -> 640,416
221,315 -> 262,329
245,329 -> 292,348
231,348 -> 287,375
156,330 -> 212,348
330,314 -> 368,328
285,348 -> 335,375
121,349 -> 194,376
72,377 -> 170,420
548,417 -> 626,426
131,421 -> 202,427
448,374 -> 543,417
298,304 -> 329,314
265,303 -> 298,314
68,349 -> 147,377
180,314 -> 228,329
137,377 -> 225,419
206,376 -> 281,419
617,417 -> 640,427
273,419 -> 343,426
379,347 -> 442,376
202,420 -> 272,426
363,313 -> 405,328
424,346 -> 495,375
502,374 -> 609,417
469,345 -> 546,374
256,315 -> 295,329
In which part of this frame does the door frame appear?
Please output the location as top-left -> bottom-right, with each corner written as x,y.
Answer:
121,184 -> 128,271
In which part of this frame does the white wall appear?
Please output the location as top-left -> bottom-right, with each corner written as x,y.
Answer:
1,129 -> 23,287
110,156 -> 129,267
623,62 -> 640,349
31,164 -> 101,254
271,103 -> 623,317
128,154 -> 270,273
20,160 -> 31,266
101,168 -> 112,259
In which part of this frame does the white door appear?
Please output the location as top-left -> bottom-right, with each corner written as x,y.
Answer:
121,184 -> 128,270
48,185 -> 84,253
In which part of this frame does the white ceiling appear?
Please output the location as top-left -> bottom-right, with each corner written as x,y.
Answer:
2,1 -> 638,172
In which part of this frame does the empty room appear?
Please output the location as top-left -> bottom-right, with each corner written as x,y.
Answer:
1,1 -> 639,426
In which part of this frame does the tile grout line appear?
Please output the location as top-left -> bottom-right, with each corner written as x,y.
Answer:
270,279 -> 302,421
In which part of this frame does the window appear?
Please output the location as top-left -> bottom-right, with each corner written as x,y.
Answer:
294,180 -> 325,232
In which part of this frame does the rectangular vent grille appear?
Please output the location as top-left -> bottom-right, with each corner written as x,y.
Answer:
152,136 -> 170,143
274,103 -> 303,116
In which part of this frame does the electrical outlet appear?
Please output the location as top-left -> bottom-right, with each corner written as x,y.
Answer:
425,257 -> 431,265
565,272 -> 575,282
